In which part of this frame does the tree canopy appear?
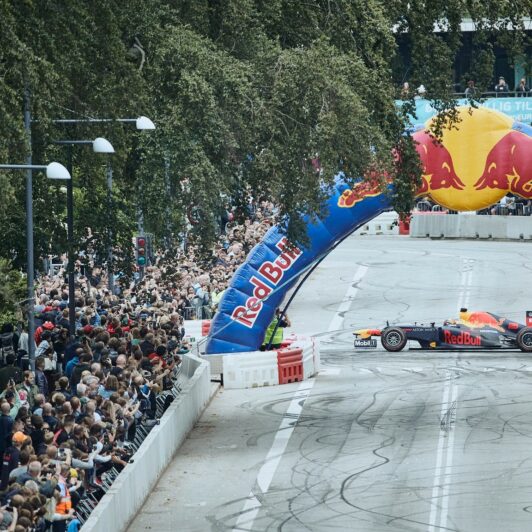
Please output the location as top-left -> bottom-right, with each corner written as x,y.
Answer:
0,0 -> 529,272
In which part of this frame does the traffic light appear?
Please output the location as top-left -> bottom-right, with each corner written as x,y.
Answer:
135,236 -> 147,267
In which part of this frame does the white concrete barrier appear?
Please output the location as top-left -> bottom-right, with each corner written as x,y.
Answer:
81,354 -> 211,532
223,350 -> 279,389
410,214 -> 532,240
356,211 -> 399,236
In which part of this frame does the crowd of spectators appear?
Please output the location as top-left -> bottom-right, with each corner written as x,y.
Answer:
401,76 -> 531,99
0,200 -> 277,530
415,195 -> 532,216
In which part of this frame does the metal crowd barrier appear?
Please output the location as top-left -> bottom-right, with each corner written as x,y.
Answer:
182,305 -> 213,320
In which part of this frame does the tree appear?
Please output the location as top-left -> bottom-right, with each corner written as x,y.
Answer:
0,0 -> 528,266
0,259 -> 26,327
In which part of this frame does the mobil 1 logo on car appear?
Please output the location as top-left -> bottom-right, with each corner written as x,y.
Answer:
354,338 -> 377,348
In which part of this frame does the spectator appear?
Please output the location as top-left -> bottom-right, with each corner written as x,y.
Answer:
0,403 -> 13,454
16,323 -> 31,371
16,371 -> 39,409
35,357 -> 49,396
515,77 -> 529,96
0,431 -> 27,489
464,79 -> 477,98
0,354 -> 23,391
494,76 -> 509,95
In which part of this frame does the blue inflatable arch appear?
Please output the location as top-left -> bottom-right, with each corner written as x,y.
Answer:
205,176 -> 392,354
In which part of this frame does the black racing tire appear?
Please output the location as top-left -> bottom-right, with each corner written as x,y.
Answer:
517,327 -> 532,353
381,327 -> 407,352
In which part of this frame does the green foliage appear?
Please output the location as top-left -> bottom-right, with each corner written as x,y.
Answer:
0,259 -> 26,326
0,0 -> 528,264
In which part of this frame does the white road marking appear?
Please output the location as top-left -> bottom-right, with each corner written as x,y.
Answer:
320,368 -> 341,375
233,381 -> 314,532
233,264 -> 369,531
440,381 -> 458,530
428,258 -> 473,532
428,372 -> 452,532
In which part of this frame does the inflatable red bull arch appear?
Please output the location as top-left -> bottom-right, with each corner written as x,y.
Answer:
206,107 -> 532,354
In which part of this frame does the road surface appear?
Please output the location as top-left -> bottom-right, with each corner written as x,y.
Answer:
129,235 -> 532,532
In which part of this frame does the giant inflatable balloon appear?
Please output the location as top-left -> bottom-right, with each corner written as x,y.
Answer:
206,107 -> 532,354
413,107 -> 532,210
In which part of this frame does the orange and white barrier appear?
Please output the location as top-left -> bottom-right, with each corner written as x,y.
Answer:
217,334 -> 320,390
277,347 -> 303,384
183,320 -> 211,343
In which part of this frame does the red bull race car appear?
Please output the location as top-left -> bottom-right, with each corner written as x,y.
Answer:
354,310 -> 532,353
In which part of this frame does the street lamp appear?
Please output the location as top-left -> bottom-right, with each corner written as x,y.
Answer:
52,116 -> 156,130
0,163 -> 71,180
54,138 -> 115,339
52,116 -> 156,290
0,162 -> 71,371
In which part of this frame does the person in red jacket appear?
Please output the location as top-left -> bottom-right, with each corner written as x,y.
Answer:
35,321 -> 55,346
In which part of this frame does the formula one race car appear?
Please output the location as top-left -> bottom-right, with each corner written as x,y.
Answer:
353,309 -> 532,353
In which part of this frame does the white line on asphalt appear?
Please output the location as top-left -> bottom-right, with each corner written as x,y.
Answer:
440,381 -> 458,530
428,258 -> 473,532
319,368 -> 341,375
428,372 -> 452,532
232,381 -> 314,532
232,264 -> 369,531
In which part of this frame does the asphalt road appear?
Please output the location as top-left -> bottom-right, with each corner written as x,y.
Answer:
129,235 -> 532,532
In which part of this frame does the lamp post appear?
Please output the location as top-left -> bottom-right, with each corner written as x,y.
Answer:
52,116 -> 155,130
52,116 -> 155,293
54,138 -> 115,339
0,162 -> 71,371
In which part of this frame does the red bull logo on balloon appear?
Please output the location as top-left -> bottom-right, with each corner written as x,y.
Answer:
415,130 -> 466,194
231,237 -> 302,328
338,179 -> 382,208
413,107 -> 532,211
473,131 -> 532,197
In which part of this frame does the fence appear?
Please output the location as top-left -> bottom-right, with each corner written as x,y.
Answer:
181,305 -> 213,320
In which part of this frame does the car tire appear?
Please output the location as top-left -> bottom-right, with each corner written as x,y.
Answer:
381,327 -> 407,352
517,327 -> 532,353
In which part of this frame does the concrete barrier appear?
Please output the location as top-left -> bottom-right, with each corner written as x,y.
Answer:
223,350 -> 279,389
81,353 -> 211,532
356,211 -> 398,236
410,214 -> 532,240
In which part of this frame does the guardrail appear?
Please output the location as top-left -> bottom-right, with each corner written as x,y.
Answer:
81,353 -> 211,532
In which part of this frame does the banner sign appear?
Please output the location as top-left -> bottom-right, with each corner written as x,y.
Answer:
401,97 -> 532,126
